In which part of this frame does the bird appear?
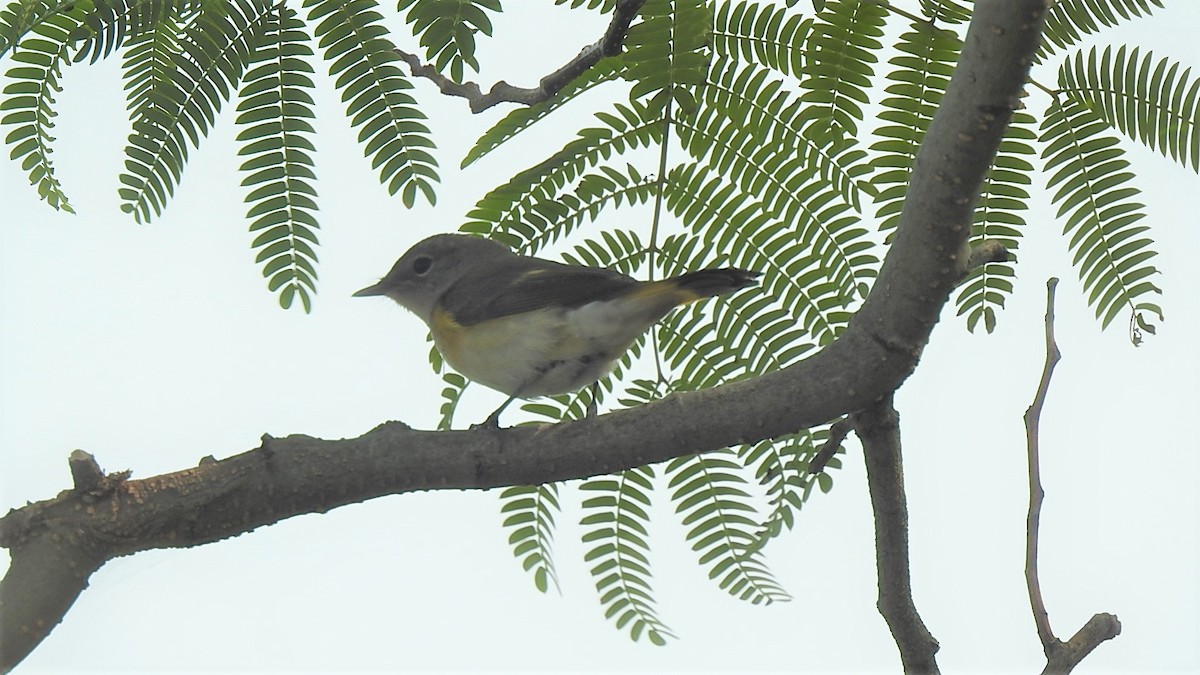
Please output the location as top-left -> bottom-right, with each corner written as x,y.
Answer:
354,233 -> 760,427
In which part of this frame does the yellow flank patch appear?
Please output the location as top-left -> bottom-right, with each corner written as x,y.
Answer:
430,305 -> 467,364
626,279 -> 700,304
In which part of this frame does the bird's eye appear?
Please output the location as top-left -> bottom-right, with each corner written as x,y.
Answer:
412,256 -> 433,275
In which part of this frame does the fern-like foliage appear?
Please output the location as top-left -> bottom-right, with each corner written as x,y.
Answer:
119,0 -> 272,222
1040,0 -> 1163,58
463,100 -> 664,252
0,0 -> 63,56
869,19 -> 961,238
236,5 -> 319,312
462,58 -> 624,168
72,0 -> 203,65
554,0 -> 615,10
305,0 -> 437,207
501,482 -> 563,594
918,0 -> 970,24
664,164 -> 853,348
622,0 -> 711,116
703,55 -> 873,211
796,0 -> 886,140
667,451 -> 790,604
397,0 -> 500,83
712,0 -> 810,78
121,3 -> 185,119
581,466 -> 673,645
436,370 -> 468,430
954,111 -> 1036,333
673,104 -> 873,336
0,0 -> 80,212
740,427 -> 836,553
1062,46 -> 1199,173
1041,96 -> 1162,332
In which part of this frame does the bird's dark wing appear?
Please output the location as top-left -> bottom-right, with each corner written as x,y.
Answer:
442,258 -> 638,326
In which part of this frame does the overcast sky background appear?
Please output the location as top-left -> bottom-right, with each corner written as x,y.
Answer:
2,2 -> 1197,673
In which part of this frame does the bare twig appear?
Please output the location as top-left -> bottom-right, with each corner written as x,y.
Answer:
1024,278 -> 1121,675
396,0 -> 646,113
856,397 -> 940,674
807,416 -> 851,474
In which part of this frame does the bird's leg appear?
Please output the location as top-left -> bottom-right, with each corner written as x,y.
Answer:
475,393 -> 518,429
586,382 -> 599,418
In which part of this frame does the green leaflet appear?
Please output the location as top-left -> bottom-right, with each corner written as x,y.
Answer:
667,451 -> 791,604
72,0 -> 206,65
1062,45 -> 1200,173
397,0 -> 501,83
1040,0 -> 1164,58
501,482 -> 563,595
119,0 -> 274,222
462,100 -> 664,253
462,59 -> 623,169
304,0 -> 438,208
581,465 -> 673,644
623,0 -> 710,116
0,1 -> 81,212
1041,96 -> 1163,334
955,111 -> 1036,334
236,5 -> 319,312
740,427 -> 835,554
713,0 -> 811,78
918,0 -> 970,24
1,0 -> 67,57
869,18 -> 960,239
797,0 -> 886,140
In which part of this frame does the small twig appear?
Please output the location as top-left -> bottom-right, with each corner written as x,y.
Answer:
966,240 -> 1010,272
1024,278 -> 1121,675
807,416 -> 851,474
396,0 -> 647,113
1025,278 -> 1060,651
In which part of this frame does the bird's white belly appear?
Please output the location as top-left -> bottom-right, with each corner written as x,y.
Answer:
434,301 -> 653,398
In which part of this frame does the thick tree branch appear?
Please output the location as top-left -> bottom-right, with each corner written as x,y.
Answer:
0,1 -> 1047,670
396,0 -> 646,113
1025,279 -> 1121,675
856,398 -> 939,674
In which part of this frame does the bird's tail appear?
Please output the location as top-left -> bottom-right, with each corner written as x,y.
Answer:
666,268 -> 761,302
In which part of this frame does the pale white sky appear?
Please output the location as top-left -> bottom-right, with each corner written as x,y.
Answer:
2,3 -> 1197,672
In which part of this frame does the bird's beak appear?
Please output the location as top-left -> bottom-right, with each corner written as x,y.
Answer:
352,281 -> 389,297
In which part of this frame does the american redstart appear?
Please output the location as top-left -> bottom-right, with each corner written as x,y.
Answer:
354,233 -> 760,427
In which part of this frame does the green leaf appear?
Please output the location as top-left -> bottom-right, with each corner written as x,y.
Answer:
1040,0 -> 1164,58
623,0 -> 711,117
955,111 -> 1036,333
236,4 -> 320,312
1,1 -> 82,212
304,0 -> 438,202
1040,96 -> 1162,334
712,1 -> 810,78
1062,45 -> 1200,172
797,0 -> 886,140
500,483 -> 563,595
396,0 -> 501,80
119,0 -> 274,222
581,465 -> 674,644
667,451 -> 790,604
